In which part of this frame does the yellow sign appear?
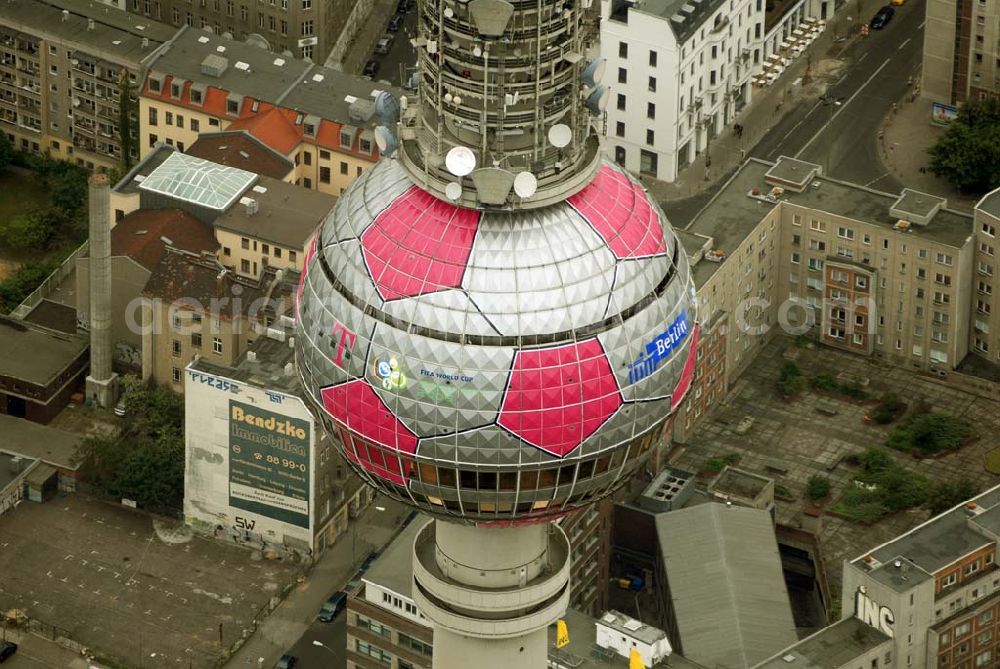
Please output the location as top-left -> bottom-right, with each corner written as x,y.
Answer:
630,649 -> 646,669
556,619 -> 570,649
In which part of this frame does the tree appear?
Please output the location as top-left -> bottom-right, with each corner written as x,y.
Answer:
926,479 -> 978,515
806,475 -> 831,502
887,413 -> 971,455
0,131 -> 12,172
928,98 -> 1000,193
0,259 -> 57,313
0,209 -> 55,250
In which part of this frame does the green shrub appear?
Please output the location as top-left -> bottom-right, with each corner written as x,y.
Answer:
811,373 -> 838,391
779,361 -> 805,397
832,448 -> 928,523
887,413 -> 971,455
811,372 -> 869,399
872,393 -> 906,424
926,479 -> 978,515
806,475 -> 831,502
704,458 -> 727,473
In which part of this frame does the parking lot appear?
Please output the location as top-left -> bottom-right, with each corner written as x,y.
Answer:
0,496 -> 300,669
673,335 -> 1000,594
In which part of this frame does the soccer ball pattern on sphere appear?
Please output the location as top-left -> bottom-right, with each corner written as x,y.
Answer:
295,158 -> 697,526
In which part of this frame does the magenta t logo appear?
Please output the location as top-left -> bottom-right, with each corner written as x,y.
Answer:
330,322 -> 356,368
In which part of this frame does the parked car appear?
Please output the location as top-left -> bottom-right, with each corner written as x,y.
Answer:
274,654 -> 297,669
375,35 -> 394,55
362,60 -> 380,78
388,14 -> 403,31
869,5 -> 894,29
0,642 -> 17,663
318,591 -> 348,622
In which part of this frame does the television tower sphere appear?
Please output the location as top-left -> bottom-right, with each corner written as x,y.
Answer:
294,155 -> 698,525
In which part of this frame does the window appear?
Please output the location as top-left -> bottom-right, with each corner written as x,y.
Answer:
241,238 -> 250,250
809,240 -> 826,251
983,222 -> 996,236
793,214 -> 802,226
192,333 -> 202,348
647,102 -> 655,119
241,259 -> 250,273
262,244 -> 270,256
646,129 -> 654,145
302,0 -> 311,7
148,108 -> 158,126
980,262 -> 993,276
956,621 -> 972,637
936,273 -> 952,285
289,250 -> 297,262
355,640 -> 391,663
619,42 -> 628,58
936,252 -> 954,265
340,161 -> 348,175
274,247 -> 282,258
190,118 -> 200,132
171,367 -> 181,383
807,258 -> 824,271
790,252 -> 800,264
838,226 -> 855,240
617,67 -> 627,84
212,337 -> 223,354
981,243 -> 994,256
320,166 -> 330,183
398,633 -> 433,656
227,99 -> 239,115
809,219 -> 826,232
615,121 -> 625,138
648,76 -> 656,92
831,269 -> 848,283
356,616 -> 391,638
617,94 -> 626,111
649,50 -> 657,66
165,111 -> 173,125
965,561 -> 981,576
301,19 -> 313,35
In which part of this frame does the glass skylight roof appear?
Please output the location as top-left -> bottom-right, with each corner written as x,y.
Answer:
138,152 -> 257,211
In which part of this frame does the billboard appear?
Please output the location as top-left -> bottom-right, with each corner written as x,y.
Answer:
931,102 -> 958,126
228,400 -> 311,528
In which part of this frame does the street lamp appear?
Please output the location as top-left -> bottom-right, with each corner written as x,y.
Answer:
313,640 -> 337,657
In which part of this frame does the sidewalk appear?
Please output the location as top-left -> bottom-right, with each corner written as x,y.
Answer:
0,627 -> 95,669
878,92 -> 978,213
644,2 -> 865,202
224,496 -> 409,669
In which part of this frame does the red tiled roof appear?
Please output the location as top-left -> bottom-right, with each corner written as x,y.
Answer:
111,208 -> 219,272
226,108 -> 301,156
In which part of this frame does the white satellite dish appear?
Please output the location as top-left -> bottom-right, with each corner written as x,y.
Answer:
444,6 -> 454,17
473,46 -> 482,57
548,124 -> 572,148
445,182 -> 463,201
445,146 -> 476,176
452,95 -> 462,105
513,172 -> 538,199
444,92 -> 453,103
427,40 -> 438,54
374,126 -> 397,156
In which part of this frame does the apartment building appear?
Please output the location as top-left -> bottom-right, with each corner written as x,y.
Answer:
139,27 -> 399,196
967,191 -> 1000,360
184,318 -> 365,560
560,498 -> 614,618
0,0 -> 177,171
600,0 -> 764,181
922,0 -> 1000,106
117,0 -> 357,63
838,484 -> 1000,669
672,156 -> 975,440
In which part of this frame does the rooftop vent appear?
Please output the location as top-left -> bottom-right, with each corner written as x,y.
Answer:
893,219 -> 911,232
200,54 -> 229,78
246,350 -> 257,362
266,327 -> 286,342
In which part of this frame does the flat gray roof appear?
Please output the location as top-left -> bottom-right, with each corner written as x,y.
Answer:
148,28 -> 311,105
147,28 -> 404,126
193,332 -> 301,395
0,414 -> 82,470
979,189 -> 1000,220
0,0 -> 176,66
0,317 -> 87,386
766,157 -> 820,190
685,159 -> 974,286
674,229 -> 710,259
709,466 -> 772,500
362,517 -> 427,598
212,175 -> 334,249
866,557 -> 933,593
754,617 -> 892,669
892,189 -> 945,220
624,0 -> 728,43
656,503 -> 798,668
856,484 -> 1000,575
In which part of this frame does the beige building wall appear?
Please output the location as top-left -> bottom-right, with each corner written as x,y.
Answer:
971,206 -> 1000,357
293,143 -> 376,196
76,255 -> 150,370
144,300 -> 249,391
215,228 -> 308,279
922,0 -> 1000,104
922,0 -> 960,103
777,203 -> 973,370
140,95 -> 219,157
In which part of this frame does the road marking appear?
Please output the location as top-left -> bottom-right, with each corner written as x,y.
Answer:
899,37 -> 911,50
865,171 -> 892,187
795,58 -> 891,158
858,52 -> 869,63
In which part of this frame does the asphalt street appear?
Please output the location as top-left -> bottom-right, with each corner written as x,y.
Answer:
368,5 -> 419,88
662,0 -> 924,226
752,0 -> 925,189
283,613 -> 347,668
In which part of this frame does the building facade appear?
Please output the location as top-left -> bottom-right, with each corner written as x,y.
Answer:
922,0 -> 1000,106
138,28 -> 397,196
600,0 -> 764,182
673,157 -> 976,441
118,0 -> 357,63
184,329 -> 364,559
0,0 -> 178,171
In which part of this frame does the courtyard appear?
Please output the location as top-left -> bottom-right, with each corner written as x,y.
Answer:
674,335 -> 1000,598
0,495 -> 302,668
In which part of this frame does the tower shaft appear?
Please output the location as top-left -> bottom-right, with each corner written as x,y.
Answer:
412,521 -> 570,668
85,173 -> 118,408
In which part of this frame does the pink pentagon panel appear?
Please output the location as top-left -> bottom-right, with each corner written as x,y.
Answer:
320,379 -> 418,485
497,338 -> 622,457
361,187 -> 481,301
566,165 -> 667,259
671,324 -> 700,411
294,234 -> 318,320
